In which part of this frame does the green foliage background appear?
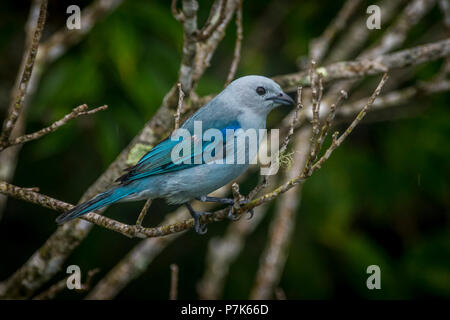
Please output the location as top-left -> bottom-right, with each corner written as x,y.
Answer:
0,0 -> 449,299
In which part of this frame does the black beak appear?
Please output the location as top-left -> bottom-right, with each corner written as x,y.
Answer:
266,92 -> 295,106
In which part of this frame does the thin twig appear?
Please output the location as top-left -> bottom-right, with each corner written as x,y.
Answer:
326,0 -> 403,63
243,74 -> 389,212
250,127 -> 311,299
274,288 -> 287,300
362,0 -> 437,59
315,90 -> 348,153
135,199 -> 152,228
311,73 -> 389,172
279,86 -> 303,155
249,87 -> 302,201
178,0 -> 199,93
87,186 -> 229,300
174,83 -> 185,130
247,175 -> 268,201
439,0 -> 450,29
0,0 -> 123,222
303,63 -> 323,173
197,203 -> 269,299
230,182 -> 245,217
197,0 -> 228,41
338,79 -> 450,118
33,278 -> 68,300
0,0 -> 137,301
171,0 -> 185,22
0,104 -> 107,152
274,39 -> 450,91
0,0 -> 47,146
225,0 -> 243,86
309,0 -> 362,62
33,268 -> 99,300
169,264 -> 179,300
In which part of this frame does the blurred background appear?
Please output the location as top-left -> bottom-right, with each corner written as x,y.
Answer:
0,0 -> 449,299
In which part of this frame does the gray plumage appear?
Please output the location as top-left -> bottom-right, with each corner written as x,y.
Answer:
56,75 -> 294,226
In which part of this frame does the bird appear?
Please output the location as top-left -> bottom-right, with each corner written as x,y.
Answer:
55,75 -> 295,234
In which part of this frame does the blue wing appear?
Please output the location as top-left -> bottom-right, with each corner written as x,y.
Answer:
116,119 -> 241,184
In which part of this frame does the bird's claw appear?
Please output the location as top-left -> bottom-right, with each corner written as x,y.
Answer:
227,206 -> 241,221
227,199 -> 254,221
185,203 -> 210,235
247,208 -> 254,220
192,211 -> 209,235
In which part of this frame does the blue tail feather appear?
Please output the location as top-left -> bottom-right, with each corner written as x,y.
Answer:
55,186 -> 135,224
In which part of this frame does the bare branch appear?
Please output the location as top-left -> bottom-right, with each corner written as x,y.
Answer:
174,83 -> 185,130
311,74 -> 389,172
306,62 -> 324,168
338,79 -> 450,117
0,0 -> 241,300
0,0 -> 47,146
247,175 -> 269,201
86,209 -> 187,299
274,288 -> 287,300
275,39 -> 450,91
279,86 -> 303,155
33,268 -> 99,300
86,186 -> 229,300
362,0 -> 437,59
243,74 -> 389,211
0,104 -> 107,152
135,199 -> 152,228
309,0 -> 362,62
197,0 -> 228,41
439,0 -> 450,28
0,75 -> 389,247
197,204 -> 269,299
317,0 -> 436,139
225,0 -> 243,86
171,0 -> 185,22
5,1 -> 444,300
0,0 -> 41,220
316,90 -> 347,152
326,0 -> 404,63
169,264 -> 179,300
0,0 -> 124,222
250,127 -> 311,299
37,0 -> 124,66
178,0 -> 200,93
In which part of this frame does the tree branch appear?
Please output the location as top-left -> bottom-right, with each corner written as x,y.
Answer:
250,127 -> 311,299
225,0 -> 243,85
0,0 -> 241,300
0,104 -> 107,152
309,0 -> 362,62
169,264 -> 179,300
326,0 -> 404,63
0,75 -> 389,246
86,186 -> 230,300
274,39 -> 450,91
197,0 -> 228,41
0,0 -> 47,146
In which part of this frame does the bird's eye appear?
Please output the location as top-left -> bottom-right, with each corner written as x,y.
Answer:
256,86 -> 266,95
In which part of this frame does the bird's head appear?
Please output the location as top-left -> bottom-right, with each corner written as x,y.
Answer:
223,75 -> 295,116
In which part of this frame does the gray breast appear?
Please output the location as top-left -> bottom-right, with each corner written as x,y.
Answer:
158,162 -> 249,204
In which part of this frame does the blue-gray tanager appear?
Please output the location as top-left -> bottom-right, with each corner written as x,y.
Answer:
56,75 -> 294,233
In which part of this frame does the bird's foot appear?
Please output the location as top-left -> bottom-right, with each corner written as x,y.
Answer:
185,203 -> 210,235
196,196 -> 254,221
226,199 -> 254,221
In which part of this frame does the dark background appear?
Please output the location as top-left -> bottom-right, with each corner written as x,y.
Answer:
0,0 -> 449,299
